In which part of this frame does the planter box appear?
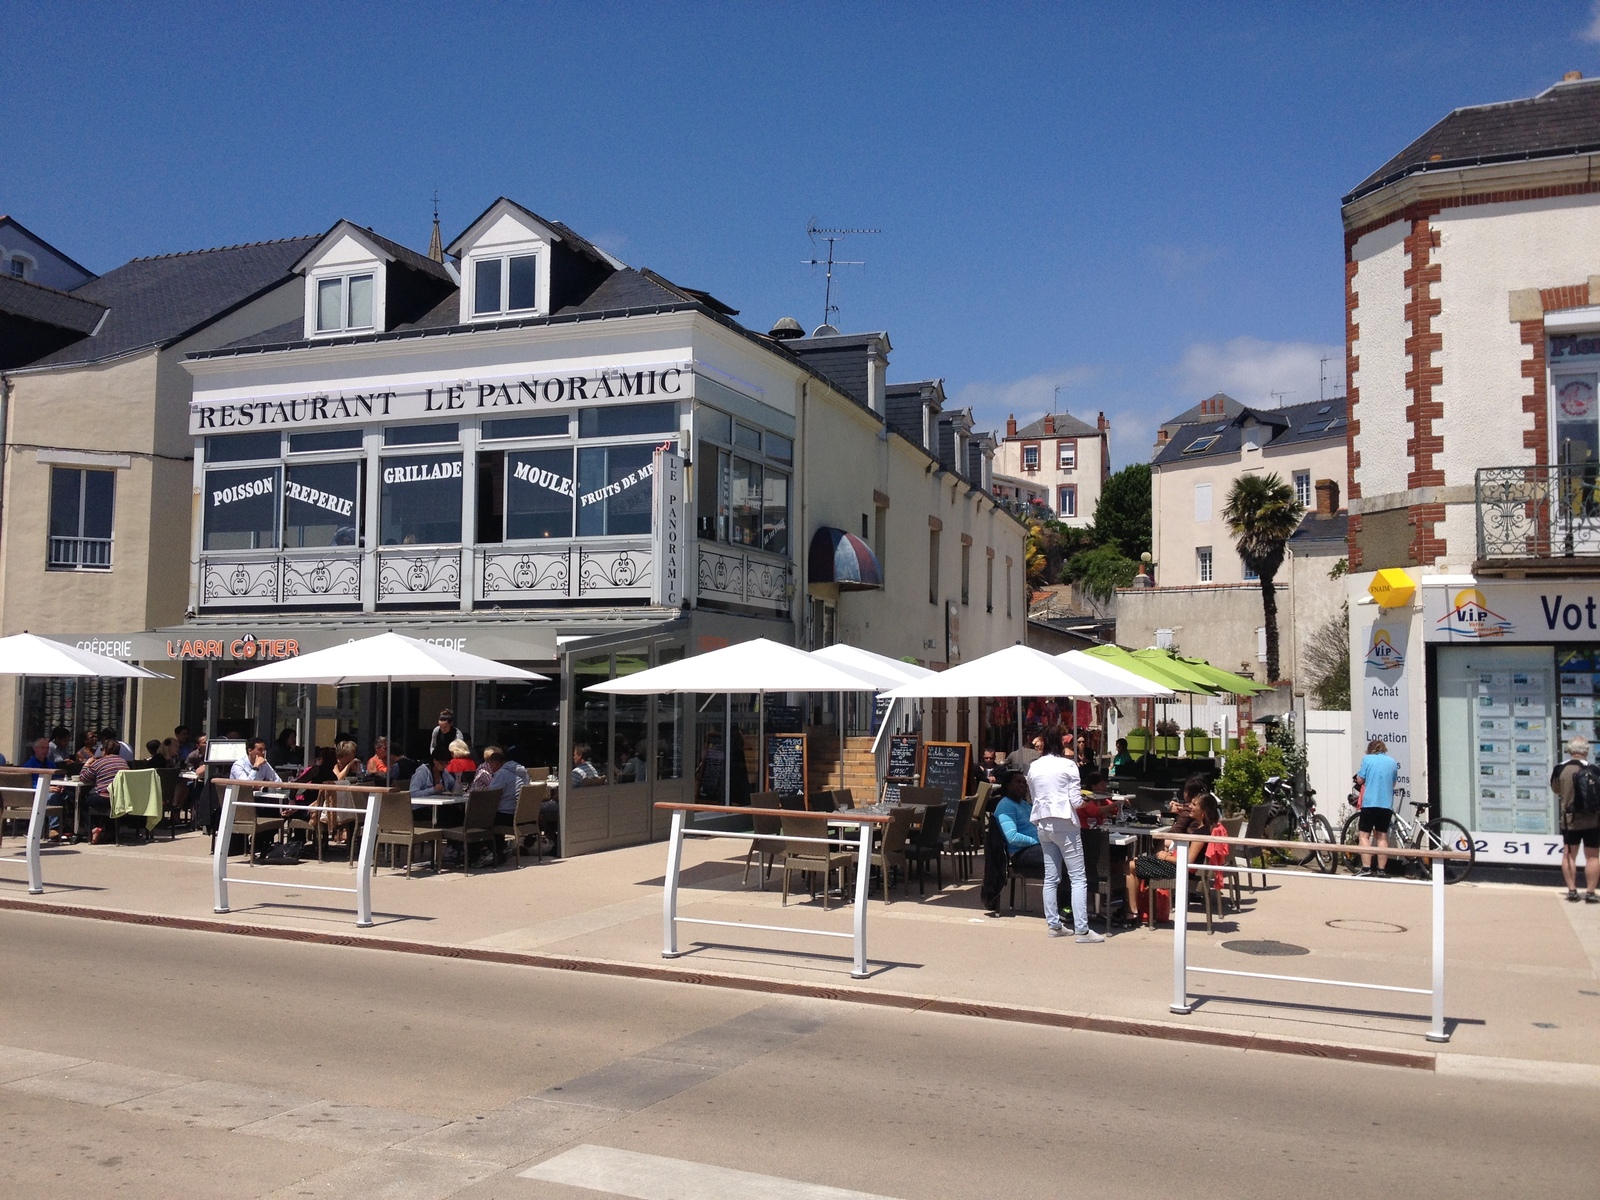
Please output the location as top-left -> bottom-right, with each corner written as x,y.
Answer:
1152,736 -> 1180,756
1126,733 -> 1149,754
1186,734 -> 1212,756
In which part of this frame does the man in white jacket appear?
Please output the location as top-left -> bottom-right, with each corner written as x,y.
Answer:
1026,728 -> 1104,943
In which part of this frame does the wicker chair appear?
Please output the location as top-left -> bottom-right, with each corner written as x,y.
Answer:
441,789 -> 501,873
375,790 -> 443,876
779,812 -> 855,909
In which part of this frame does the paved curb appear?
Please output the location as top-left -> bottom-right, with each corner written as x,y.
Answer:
0,896 -> 1436,1072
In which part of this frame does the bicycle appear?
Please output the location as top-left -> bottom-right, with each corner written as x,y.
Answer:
1259,775 -> 1338,872
1338,795 -> 1475,884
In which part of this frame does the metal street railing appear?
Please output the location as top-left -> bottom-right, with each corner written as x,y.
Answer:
654,802 -> 891,979
1477,463 -> 1600,559
212,780 -> 388,927
1162,832 -> 1471,1044
0,779 -> 53,894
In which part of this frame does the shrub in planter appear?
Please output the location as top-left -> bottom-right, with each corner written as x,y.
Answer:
1185,727 -> 1212,755
1126,727 -> 1150,753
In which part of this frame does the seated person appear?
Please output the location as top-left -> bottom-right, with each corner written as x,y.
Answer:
21,737 -> 65,837
446,739 -> 477,778
139,739 -> 169,769
366,737 -> 390,781
410,750 -> 457,803
993,773 -> 1043,867
472,746 -> 532,864
1111,737 -> 1137,777
77,735 -> 130,843
571,743 -> 603,787
1125,786 -> 1222,925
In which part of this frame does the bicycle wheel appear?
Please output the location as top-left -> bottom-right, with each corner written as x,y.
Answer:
1338,811 -> 1363,874
1308,814 -> 1337,873
1417,817 -> 1475,884
1286,813 -> 1318,866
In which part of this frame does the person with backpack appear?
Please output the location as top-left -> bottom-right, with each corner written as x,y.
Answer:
1355,738 -> 1399,876
1551,735 -> 1600,903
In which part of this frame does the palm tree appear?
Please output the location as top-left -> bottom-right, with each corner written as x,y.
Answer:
1223,473 -> 1305,682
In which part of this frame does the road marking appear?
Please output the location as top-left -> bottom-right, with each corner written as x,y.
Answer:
1436,1053 -> 1600,1089
520,1144 -> 905,1199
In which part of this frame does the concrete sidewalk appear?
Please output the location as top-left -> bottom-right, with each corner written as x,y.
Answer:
4,829 -> 1599,1075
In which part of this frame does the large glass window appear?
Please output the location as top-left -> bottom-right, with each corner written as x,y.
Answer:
207,431 -> 280,463
506,448 -> 576,539
316,273 -> 373,333
48,468 -> 115,570
384,422 -> 458,447
579,402 -> 677,438
380,454 -> 462,545
762,470 -> 788,555
483,415 -> 567,440
284,461 -> 361,548
730,458 -> 763,547
697,443 -> 728,541
204,466 -> 280,551
577,443 -> 655,536
289,428 -> 363,454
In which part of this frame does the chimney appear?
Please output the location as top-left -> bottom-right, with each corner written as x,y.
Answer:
1157,428 -> 1169,445
1006,415 -> 1017,437
1565,70 -> 1584,81
1097,411 -> 1108,432
1314,478 -> 1340,516
1043,414 -> 1055,436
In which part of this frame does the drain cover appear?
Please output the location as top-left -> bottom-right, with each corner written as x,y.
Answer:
1221,939 -> 1310,957
1326,918 -> 1407,934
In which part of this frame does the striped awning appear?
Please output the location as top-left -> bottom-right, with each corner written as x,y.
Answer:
808,527 -> 883,591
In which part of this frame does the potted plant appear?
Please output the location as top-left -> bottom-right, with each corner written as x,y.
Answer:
1186,727 -> 1212,756
1125,726 -> 1150,754
1153,718 -> 1181,756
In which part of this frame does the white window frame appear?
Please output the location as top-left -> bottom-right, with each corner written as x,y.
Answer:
47,467 -> 116,571
470,252 -> 540,318
313,272 -> 375,335
1058,441 -> 1076,471
1197,546 -> 1213,583
1021,444 -> 1040,472
1058,485 -> 1076,517
1294,470 -> 1312,508
1242,557 -> 1259,581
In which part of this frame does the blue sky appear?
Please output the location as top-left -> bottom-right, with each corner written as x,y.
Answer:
9,2 -> 1600,465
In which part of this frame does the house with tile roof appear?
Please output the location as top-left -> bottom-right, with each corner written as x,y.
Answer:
992,409 -> 1109,526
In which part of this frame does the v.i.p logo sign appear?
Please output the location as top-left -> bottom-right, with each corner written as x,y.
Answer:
1366,628 -> 1403,672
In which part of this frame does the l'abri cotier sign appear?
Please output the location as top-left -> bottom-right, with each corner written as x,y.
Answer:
189,367 -> 689,434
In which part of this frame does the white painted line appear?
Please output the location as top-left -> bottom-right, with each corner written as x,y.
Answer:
1436,1053 -> 1600,1089
520,1144 -> 904,1200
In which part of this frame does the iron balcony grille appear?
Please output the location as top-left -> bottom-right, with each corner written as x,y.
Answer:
1476,464 -> 1600,559
47,536 -> 112,570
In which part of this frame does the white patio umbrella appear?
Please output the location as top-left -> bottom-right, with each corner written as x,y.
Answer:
1054,650 -> 1174,699
0,633 -> 166,679
224,632 -> 547,771
587,638 -> 889,797
808,646 -> 935,788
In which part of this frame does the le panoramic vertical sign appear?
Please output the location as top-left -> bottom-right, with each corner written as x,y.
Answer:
652,449 -> 684,607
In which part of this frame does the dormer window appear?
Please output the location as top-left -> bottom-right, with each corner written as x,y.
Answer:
316,273 -> 374,333
473,253 -> 538,317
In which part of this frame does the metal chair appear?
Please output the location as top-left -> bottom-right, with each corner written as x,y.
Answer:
944,796 -> 978,881
904,804 -> 949,895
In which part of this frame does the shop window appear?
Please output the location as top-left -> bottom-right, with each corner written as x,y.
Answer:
289,428 -> 363,454
571,656 -> 612,783
482,414 -> 567,440
577,443 -> 655,536
316,273 -> 374,333
380,454 -> 462,545
207,431 -> 280,463
204,465 -> 280,551
384,422 -> 458,447
283,460 -> 361,548
613,655 -> 650,784
48,468 -> 115,570
579,402 -> 677,439
505,448 -> 576,539
473,253 -> 538,317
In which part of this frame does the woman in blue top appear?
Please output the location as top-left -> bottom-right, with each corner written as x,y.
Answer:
1355,739 -> 1400,876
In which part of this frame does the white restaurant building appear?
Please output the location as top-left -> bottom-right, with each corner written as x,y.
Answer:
71,199 -> 1026,854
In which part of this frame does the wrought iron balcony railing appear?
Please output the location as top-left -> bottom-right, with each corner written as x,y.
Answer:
1476,464 -> 1600,559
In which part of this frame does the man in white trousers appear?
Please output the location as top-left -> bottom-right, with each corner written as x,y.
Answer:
1027,726 -> 1104,943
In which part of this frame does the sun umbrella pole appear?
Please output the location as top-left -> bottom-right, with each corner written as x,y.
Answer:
1017,696 -> 1023,754
839,690 -> 846,792
757,693 -> 765,796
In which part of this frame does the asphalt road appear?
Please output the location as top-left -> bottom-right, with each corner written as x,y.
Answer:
0,909 -> 1585,1199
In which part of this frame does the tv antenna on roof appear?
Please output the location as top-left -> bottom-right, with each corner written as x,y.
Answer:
804,220 -> 879,328
1270,389 -> 1293,407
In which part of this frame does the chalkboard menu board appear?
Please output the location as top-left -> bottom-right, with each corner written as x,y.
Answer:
886,735 -> 920,783
765,733 -> 807,797
871,695 -> 893,734
921,741 -> 971,805
765,705 -> 803,734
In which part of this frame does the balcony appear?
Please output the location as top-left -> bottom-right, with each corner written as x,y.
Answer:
1476,465 -> 1600,565
48,536 -> 112,570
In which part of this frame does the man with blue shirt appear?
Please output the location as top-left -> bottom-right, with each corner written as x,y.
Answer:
1355,738 -> 1399,876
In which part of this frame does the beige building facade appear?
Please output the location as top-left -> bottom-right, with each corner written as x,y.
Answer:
992,410 -> 1109,525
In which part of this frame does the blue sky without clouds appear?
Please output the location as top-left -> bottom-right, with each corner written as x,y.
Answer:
10,3 -> 1600,466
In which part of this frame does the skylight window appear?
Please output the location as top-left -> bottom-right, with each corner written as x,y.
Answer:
1183,435 -> 1220,454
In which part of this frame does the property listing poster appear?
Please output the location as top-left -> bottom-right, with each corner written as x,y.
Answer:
1361,615 -> 1412,805
1473,668 -> 1554,835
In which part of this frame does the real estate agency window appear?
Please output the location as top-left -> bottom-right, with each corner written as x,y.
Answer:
48,468 -> 115,569
315,273 -> 374,333
1057,485 -> 1077,517
1197,546 -> 1213,583
1293,470 -> 1311,509
1058,440 -> 1076,471
473,253 -> 538,317
1553,370 -> 1599,467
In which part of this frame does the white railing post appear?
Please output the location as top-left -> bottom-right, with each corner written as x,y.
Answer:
212,783 -> 236,914
354,791 -> 380,928
851,819 -> 872,979
1171,833 -> 1192,1014
1428,853 -> 1449,1043
662,808 -> 685,959
24,777 -> 48,894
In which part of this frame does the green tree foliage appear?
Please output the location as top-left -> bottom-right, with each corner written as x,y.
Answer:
1213,731 -> 1287,814
1305,602 -> 1352,710
1092,463 -> 1152,559
1223,473 -> 1304,682
1062,544 -> 1140,604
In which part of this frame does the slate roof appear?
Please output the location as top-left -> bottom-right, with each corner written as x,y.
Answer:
19,236 -> 317,369
1346,76 -> 1600,203
1007,411 -> 1098,439
1152,396 -> 1347,468
0,274 -> 105,334
1290,510 -> 1349,547
1159,392 -> 1246,432
445,197 -> 627,272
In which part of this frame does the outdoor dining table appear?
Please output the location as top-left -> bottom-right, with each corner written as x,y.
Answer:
408,793 -> 466,827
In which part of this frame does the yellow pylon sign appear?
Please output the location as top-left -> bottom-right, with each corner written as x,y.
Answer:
1368,568 -> 1416,609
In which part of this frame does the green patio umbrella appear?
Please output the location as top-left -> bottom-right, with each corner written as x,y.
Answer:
1085,645 -> 1217,694
1155,651 -> 1272,696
